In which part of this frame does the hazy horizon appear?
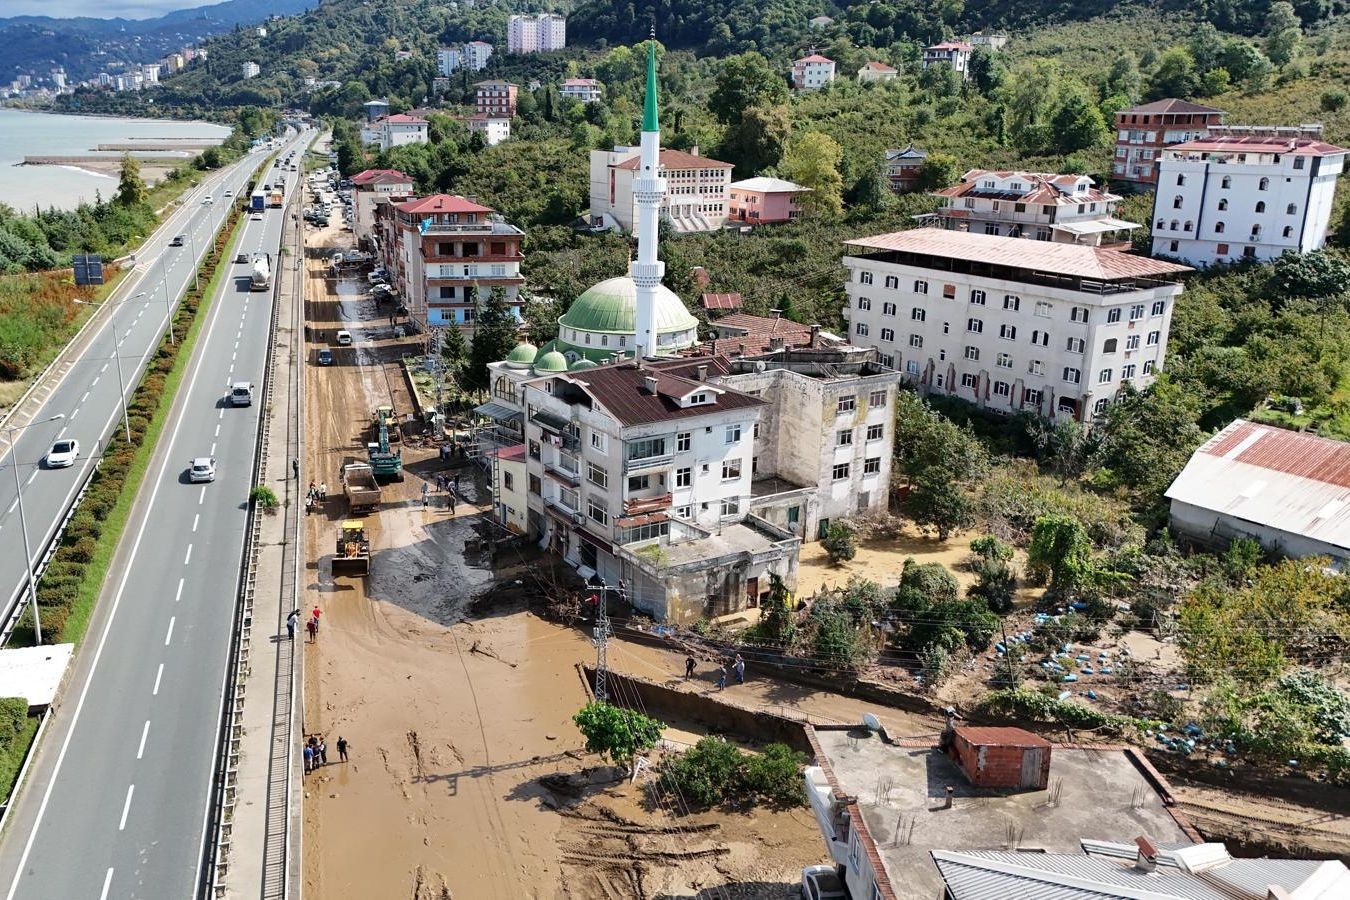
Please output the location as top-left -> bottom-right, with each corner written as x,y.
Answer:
2,0 -> 229,20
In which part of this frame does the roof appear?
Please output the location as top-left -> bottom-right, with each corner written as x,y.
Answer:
954,725 -> 1052,747
861,61 -> 898,72
796,53 -> 834,64
1117,98 -> 1223,115
1165,419 -> 1350,555
729,176 -> 810,193
845,229 -> 1192,281
383,114 -> 428,125
562,78 -> 600,87
0,644 -> 74,709
558,275 -> 698,335
362,98 -> 390,106
926,41 -> 973,51
1165,134 -> 1347,157
613,148 -> 733,171
707,314 -> 815,356
699,292 -> 743,311
557,358 -> 763,428
394,194 -> 493,215
885,144 -> 927,161
475,79 -> 516,88
350,168 -> 413,186
933,169 -> 1119,206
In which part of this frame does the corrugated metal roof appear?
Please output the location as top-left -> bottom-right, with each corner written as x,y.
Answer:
699,292 -> 743,311
1165,419 -> 1350,554
1167,135 -> 1347,157
729,177 -> 809,193
562,360 -> 763,428
1118,99 -> 1223,115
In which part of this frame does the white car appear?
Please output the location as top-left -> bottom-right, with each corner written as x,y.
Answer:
801,866 -> 847,900
250,213 -> 263,222
224,189 -> 234,196
202,196 -> 214,205
188,457 -> 217,483
45,439 -> 80,468
335,329 -> 353,346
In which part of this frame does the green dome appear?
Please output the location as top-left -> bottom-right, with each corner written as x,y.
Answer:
558,275 -> 698,335
506,342 -> 539,364
568,359 -> 598,371
534,350 -> 568,373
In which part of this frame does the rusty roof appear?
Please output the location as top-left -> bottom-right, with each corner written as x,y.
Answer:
1166,135 -> 1347,157
1117,98 -> 1224,115
954,726 -> 1051,748
562,358 -> 761,427
1199,420 -> 1350,488
845,229 -> 1192,281
699,292 -> 743,311
613,149 -> 733,171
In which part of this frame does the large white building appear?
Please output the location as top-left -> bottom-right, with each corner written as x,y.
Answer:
928,169 -> 1138,247
241,61 -> 260,80
437,41 -> 493,75
791,53 -> 836,90
1151,124 -> 1346,266
349,168 -> 416,249
589,146 -> 733,233
506,14 -> 566,53
358,114 -> 430,152
842,229 -> 1191,421
560,77 -> 603,104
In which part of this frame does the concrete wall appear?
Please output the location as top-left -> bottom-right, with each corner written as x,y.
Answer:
1169,500 -> 1349,564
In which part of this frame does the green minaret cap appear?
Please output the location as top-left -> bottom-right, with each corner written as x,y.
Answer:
642,37 -> 659,133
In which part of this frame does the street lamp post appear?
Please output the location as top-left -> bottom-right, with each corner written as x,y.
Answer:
158,251 -> 177,346
5,413 -> 65,645
74,298 -> 131,443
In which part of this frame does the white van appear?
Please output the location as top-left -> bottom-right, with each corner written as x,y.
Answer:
335,330 -> 353,346
228,382 -> 255,406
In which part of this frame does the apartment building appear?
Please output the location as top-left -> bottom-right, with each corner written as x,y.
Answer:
967,30 -> 1009,51
506,13 -> 566,53
376,194 -> 525,333
589,146 -> 734,233
437,41 -> 493,75
466,114 -> 511,147
1113,98 -> 1224,186
922,41 -> 973,78
358,114 -> 429,152
727,177 -> 810,224
841,229 -> 1190,420
928,170 -> 1138,247
349,168 -> 415,249
560,77 -> 603,104
474,80 -> 518,118
1150,124 -> 1347,265
883,145 -> 928,193
241,61 -> 260,80
362,98 -> 390,122
792,53 -> 836,90
857,61 -> 898,83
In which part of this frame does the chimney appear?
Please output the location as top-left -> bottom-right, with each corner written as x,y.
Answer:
737,342 -> 747,357
771,308 -> 782,319
643,376 -> 659,395
809,324 -> 821,348
697,365 -> 708,382
1134,836 -> 1158,873
769,336 -> 784,352
689,145 -> 699,157
944,786 -> 954,809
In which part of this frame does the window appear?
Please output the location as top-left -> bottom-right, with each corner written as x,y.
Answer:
884,275 -> 899,289
1151,300 -> 1166,316
1122,364 -> 1137,380
1066,337 -> 1085,353
1215,221 -> 1225,233
1286,203 -> 1298,215
1031,330 -> 1049,347
1258,177 -> 1269,191
1126,335 -> 1140,350
725,424 -> 742,444
587,462 -> 608,488
868,389 -> 887,408
967,318 -> 983,333
1029,360 -> 1044,376
1282,225 -> 1294,238
628,437 -> 667,461
1103,338 -> 1118,353
911,307 -> 926,322
675,505 -> 692,519
1143,360 -> 1156,375
1176,173 -> 1186,186
1035,301 -> 1052,318
627,474 -> 650,492
1070,307 -> 1088,324
855,322 -> 869,337
675,467 -> 691,488
970,290 -> 987,305
688,391 -> 711,406
1003,295 -> 1020,311
1130,304 -> 1145,320
587,498 -> 608,526
960,373 -> 978,388
1243,245 -> 1257,258
1221,175 -> 1231,188
866,423 -> 884,441
943,284 -> 957,299
856,296 -> 872,310
1217,243 -> 1229,255
1098,368 -> 1113,384
837,395 -> 856,414
1170,220 -> 1179,232
1094,398 -> 1110,415
858,271 -> 873,285
1184,220 -> 1193,232
964,346 -> 979,361
993,380 -> 1010,397
1107,308 -> 1122,324
943,322 -> 951,334
906,360 -> 920,375
836,428 -> 854,447
720,498 -> 740,517
996,352 -> 1013,369
908,334 -> 923,348
1062,367 -> 1081,384
1217,198 -> 1228,211
882,302 -> 897,316
878,353 -> 894,368
880,327 -> 895,342
998,323 -> 1017,340
863,457 -> 882,475
676,432 -> 691,453
1172,194 -> 1183,209
591,431 -> 606,452
753,422 -> 761,439
721,459 -> 742,480
831,463 -> 851,481
984,223 -> 1000,235
528,474 -> 542,495
1023,387 -> 1043,406
913,279 -> 928,294
528,440 -> 541,460
1294,156 -> 1305,170
1255,201 -> 1266,214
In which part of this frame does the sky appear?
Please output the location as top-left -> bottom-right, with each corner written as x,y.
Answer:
4,0 -> 210,18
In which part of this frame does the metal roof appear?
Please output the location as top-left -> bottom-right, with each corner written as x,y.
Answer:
558,360 -> 763,428
729,177 -> 810,193
557,275 -> 698,335
1118,99 -> 1223,115
1165,419 -> 1350,554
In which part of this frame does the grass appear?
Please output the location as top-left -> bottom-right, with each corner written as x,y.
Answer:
0,715 -> 41,806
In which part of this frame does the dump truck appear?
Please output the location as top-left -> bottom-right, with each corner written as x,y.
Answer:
341,462 -> 382,513
250,253 -> 271,292
367,405 -> 403,481
268,186 -> 284,208
332,521 -> 370,576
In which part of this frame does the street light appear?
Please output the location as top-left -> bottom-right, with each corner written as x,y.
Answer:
157,250 -> 177,346
73,299 -> 132,444
4,412 -> 65,645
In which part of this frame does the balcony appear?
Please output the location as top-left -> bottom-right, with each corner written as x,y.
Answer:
623,453 -> 674,474
545,460 -> 581,487
545,497 -> 580,522
624,492 -> 672,516
422,250 -> 523,264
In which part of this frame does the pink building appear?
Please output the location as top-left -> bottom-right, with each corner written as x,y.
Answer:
727,177 -> 811,224
475,80 -> 518,118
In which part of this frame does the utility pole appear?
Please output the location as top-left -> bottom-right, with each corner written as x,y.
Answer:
590,575 -> 612,702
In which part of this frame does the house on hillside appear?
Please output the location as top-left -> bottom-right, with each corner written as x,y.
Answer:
728,177 -> 810,225
792,53 -> 836,90
883,145 -> 927,193
926,169 -> 1137,247
589,146 -> 734,233
857,61 -> 898,84
922,41 -> 973,79
1112,98 -> 1224,186
560,78 -> 603,104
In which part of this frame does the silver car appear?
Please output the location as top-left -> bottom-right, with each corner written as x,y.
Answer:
188,457 -> 217,483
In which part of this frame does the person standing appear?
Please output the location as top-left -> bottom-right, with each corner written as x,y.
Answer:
337,736 -> 349,762
317,737 -> 328,766
422,482 -> 429,507
715,664 -> 727,690
292,459 -> 299,479
684,656 -> 696,680
286,610 -> 298,641
733,654 -> 746,685
319,482 -> 328,502
306,617 -> 317,642
302,743 -> 313,774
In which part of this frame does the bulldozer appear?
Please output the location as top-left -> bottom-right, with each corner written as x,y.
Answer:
367,404 -> 404,481
332,521 -> 371,576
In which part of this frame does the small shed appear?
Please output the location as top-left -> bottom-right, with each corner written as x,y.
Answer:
948,725 -> 1051,790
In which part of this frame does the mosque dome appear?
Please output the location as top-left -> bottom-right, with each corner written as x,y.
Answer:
568,358 -> 598,372
505,342 -> 539,366
533,350 -> 569,373
558,276 -> 697,336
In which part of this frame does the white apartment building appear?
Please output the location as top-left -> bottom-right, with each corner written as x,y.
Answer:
560,77 -> 603,104
922,41 -> 973,78
241,61 -> 260,80
467,114 -> 511,147
589,146 -> 733,233
141,64 -> 160,84
929,170 -> 1138,247
349,168 -> 416,249
842,229 -> 1191,421
358,114 -> 430,152
437,41 -> 493,75
792,53 -> 836,90
506,14 -> 566,53
1151,124 -> 1347,266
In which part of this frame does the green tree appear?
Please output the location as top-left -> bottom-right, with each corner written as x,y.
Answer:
709,52 -> 789,124
759,573 -> 795,645
1221,40 -> 1273,89
1321,90 -> 1348,112
572,702 -> 664,769
968,47 -> 1003,95
908,471 -> 975,540
809,601 -> 870,670
115,154 -> 148,207
1269,249 -> 1350,301
1027,514 -> 1095,594
1265,1 -> 1303,66
891,558 -> 999,653
1148,47 -> 1198,100
1004,59 -> 1061,152
1050,82 -> 1109,153
822,521 -> 857,564
438,321 -> 468,389
1105,54 -> 1142,102
1187,23 -> 1225,74
780,132 -> 844,217
465,287 -> 520,393
716,104 -> 790,174
913,152 -> 961,192
850,167 -> 896,215
742,743 -> 806,807
1199,67 -> 1232,96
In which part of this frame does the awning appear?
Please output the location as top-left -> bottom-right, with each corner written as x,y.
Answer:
1051,217 -> 1139,236
531,409 -> 571,433
616,512 -> 670,528
473,401 -> 522,424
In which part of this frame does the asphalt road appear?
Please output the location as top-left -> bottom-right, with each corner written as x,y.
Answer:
0,128 -> 312,899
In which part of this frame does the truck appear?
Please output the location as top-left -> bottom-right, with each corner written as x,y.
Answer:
268,186 -> 284,208
341,462 -> 382,513
250,253 -> 272,292
250,190 -> 266,212
332,521 -> 370,577
367,405 -> 403,481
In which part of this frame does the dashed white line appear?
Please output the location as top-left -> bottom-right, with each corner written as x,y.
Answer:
183,544 -> 193,566
199,486 -> 206,505
24,470 -> 36,487
214,424 -> 220,438
100,364 -> 108,374
152,663 -> 163,695
209,443 -> 216,456
175,578 -> 184,603
99,869 -> 113,900
6,500 -> 16,515
118,785 -> 134,830
69,408 -> 79,421
80,392 -> 89,403
91,376 -> 100,387
164,617 -> 176,646
137,721 -> 150,760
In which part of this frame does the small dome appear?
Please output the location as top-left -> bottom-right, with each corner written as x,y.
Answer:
506,342 -> 538,365
534,350 -> 568,373
568,358 -> 598,371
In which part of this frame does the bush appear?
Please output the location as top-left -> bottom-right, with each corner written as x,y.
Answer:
65,538 -> 97,564
250,485 -> 279,508
0,698 -> 27,745
741,743 -> 806,807
659,737 -> 743,810
976,687 -> 1146,735
822,521 -> 857,564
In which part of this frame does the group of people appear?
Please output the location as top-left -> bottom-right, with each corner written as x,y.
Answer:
420,471 -> 460,513
684,653 -> 746,690
304,480 -> 328,515
303,733 -> 349,774
286,605 -> 323,642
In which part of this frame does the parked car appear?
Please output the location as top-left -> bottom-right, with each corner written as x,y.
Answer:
801,866 -> 847,900
188,457 -> 217,483
316,348 -> 334,366
44,439 -> 80,468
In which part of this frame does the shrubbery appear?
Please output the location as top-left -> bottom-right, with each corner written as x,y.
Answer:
657,737 -> 805,812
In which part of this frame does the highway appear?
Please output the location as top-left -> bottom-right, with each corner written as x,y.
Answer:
0,127 -> 312,899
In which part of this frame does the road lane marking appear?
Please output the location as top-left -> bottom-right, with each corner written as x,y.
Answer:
25,469 -> 36,486
214,424 -> 220,437
56,428 -> 66,439
192,514 -> 199,533
80,392 -> 89,403
199,487 -> 206,505
175,578 -> 184,603
6,500 -> 16,514
153,664 -> 163,695
164,617 -> 175,646
210,443 -> 216,456
184,544 -> 193,566
137,721 -> 150,759
101,364 -> 108,374
69,408 -> 78,421
91,376 -> 100,387
99,869 -> 113,900
118,785 -> 134,830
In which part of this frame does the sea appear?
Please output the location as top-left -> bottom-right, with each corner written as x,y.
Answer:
0,109 -> 231,212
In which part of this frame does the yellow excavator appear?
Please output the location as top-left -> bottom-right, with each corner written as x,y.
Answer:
332,520 -> 370,576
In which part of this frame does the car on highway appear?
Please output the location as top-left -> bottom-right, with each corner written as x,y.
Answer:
316,348 -> 334,366
224,189 -> 234,196
202,195 -> 214,205
170,234 -> 186,247
235,251 -> 251,264
44,439 -> 80,468
335,329 -> 353,346
188,457 -> 217,483
250,213 -> 264,221
800,866 -> 847,900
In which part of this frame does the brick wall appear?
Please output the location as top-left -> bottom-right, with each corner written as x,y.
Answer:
950,733 -> 1050,789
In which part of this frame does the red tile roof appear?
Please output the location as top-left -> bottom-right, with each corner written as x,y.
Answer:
933,170 -> 1117,206
713,313 -> 812,338
861,61 -> 897,72
845,229 -> 1192,281
613,149 -> 733,171
562,78 -> 600,87
351,168 -> 413,185
394,194 -> 493,215
796,54 -> 833,63
1200,420 -> 1350,489
699,292 -> 744,311
1117,98 -> 1223,115
383,114 -> 428,124
1166,135 -> 1347,157
559,359 -> 760,427
954,726 -> 1051,748
493,443 -> 526,461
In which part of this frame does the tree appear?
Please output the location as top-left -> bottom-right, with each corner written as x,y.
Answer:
1050,82 -> 1109,153
809,601 -> 870,670
1269,249 -> 1350,301
1221,40 -> 1273,89
658,736 -> 742,809
709,52 -> 788,124
1187,24 -> 1225,74
967,47 -> 1003,95
913,152 -> 961,192
1026,514 -> 1094,594
908,471 -> 975,540
1004,59 -> 1061,152
759,573 -> 795,645
1148,47 -> 1198,100
1265,1 -> 1303,66
742,743 -> 806,807
716,104 -> 790,174
968,552 -> 1018,614
1199,67 -> 1232,96
850,167 -> 896,215
780,132 -> 843,217
465,287 -> 519,393
891,558 -> 999,653
822,521 -> 857,564
1105,54 -> 1142,102
115,154 -> 148,208
438,321 -> 468,389
572,702 -> 663,770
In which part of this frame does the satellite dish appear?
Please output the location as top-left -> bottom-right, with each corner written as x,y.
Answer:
862,713 -> 881,732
